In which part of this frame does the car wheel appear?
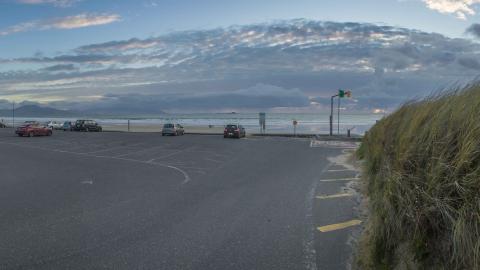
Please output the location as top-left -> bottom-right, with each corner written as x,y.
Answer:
47,130 -> 52,136
28,132 -> 33,137
18,134 -> 22,137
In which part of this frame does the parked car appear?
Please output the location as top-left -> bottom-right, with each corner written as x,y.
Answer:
23,121 -> 39,125
73,120 -> 102,132
224,124 -> 246,138
62,121 -> 73,131
162,123 -> 185,136
46,121 -> 63,130
15,123 -> 52,137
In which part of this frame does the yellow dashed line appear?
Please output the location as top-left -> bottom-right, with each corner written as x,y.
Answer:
316,193 -> 353,200
317,220 -> 362,233
319,178 -> 359,182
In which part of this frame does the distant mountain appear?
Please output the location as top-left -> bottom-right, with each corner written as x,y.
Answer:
0,105 -> 76,117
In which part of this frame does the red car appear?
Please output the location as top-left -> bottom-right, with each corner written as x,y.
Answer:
16,123 -> 52,137
224,124 -> 246,138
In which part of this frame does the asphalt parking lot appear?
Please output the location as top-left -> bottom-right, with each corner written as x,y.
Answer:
0,129 -> 361,270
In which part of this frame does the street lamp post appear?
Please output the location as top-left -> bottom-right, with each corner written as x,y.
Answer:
330,89 -> 352,136
329,94 -> 338,136
338,95 -> 341,134
12,101 -> 15,129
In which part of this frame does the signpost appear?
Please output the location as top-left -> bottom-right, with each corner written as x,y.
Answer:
293,120 -> 298,136
259,112 -> 266,134
12,101 -> 15,129
338,93 -> 341,134
329,89 -> 352,136
330,94 -> 337,136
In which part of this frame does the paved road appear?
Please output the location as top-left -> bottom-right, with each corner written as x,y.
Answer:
0,129 -> 361,270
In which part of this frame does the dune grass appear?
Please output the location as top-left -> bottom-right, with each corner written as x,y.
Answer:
356,84 -> 480,269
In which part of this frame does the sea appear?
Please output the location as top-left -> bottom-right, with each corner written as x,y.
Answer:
0,113 -> 384,135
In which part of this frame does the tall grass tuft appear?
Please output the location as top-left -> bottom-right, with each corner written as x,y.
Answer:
356,84 -> 480,269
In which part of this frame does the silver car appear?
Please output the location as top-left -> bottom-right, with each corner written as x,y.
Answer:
162,123 -> 185,136
46,121 -> 63,130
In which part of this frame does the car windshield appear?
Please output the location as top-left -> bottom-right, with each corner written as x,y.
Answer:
226,125 -> 237,129
163,124 -> 174,128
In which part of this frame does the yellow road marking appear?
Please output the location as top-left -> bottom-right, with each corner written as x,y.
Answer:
317,220 -> 362,233
316,193 -> 353,200
319,178 -> 359,182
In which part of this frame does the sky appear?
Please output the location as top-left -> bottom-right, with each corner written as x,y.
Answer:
1,0 -> 480,113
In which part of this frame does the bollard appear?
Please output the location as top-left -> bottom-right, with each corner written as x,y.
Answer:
347,129 -> 351,137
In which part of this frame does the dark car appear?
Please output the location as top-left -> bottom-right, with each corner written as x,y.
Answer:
73,120 -> 102,132
15,123 -> 52,137
224,124 -> 246,138
62,121 -> 73,131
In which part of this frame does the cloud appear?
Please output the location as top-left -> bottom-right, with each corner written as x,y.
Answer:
41,64 -> 77,72
2,19 -> 480,112
0,99 -> 14,110
49,13 -> 120,29
16,0 -> 82,7
466,23 -> 480,38
457,57 -> 480,69
421,0 -> 480,19
61,84 -> 309,114
0,13 -> 120,36
76,38 -> 161,53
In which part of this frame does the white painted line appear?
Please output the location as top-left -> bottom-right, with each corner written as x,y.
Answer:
327,169 -> 352,172
0,140 -> 192,184
152,146 -> 196,160
151,161 -> 191,184
310,140 -> 359,149
204,157 -> 222,163
113,144 -> 170,157
303,161 -> 332,270
319,177 -> 359,182
316,193 -> 353,200
82,142 -> 144,154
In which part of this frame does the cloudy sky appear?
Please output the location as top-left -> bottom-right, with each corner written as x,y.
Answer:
1,0 -> 480,113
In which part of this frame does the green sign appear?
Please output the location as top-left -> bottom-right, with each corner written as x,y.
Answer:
338,89 -> 352,98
